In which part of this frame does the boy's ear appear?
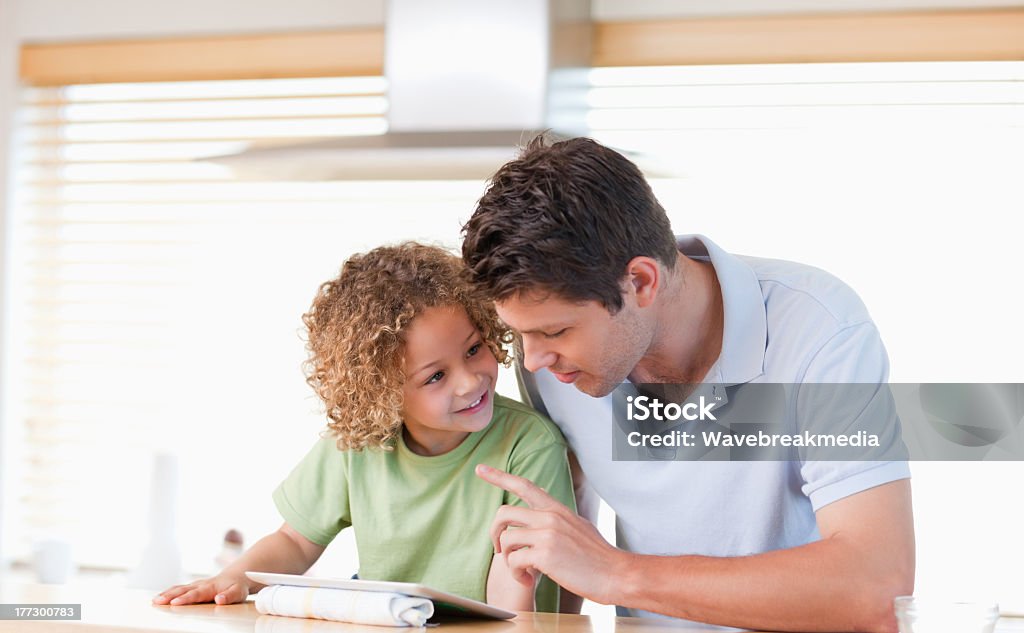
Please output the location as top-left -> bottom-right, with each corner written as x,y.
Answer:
624,257 -> 659,308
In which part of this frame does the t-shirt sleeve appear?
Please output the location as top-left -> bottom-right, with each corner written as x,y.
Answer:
272,436 -> 352,547
796,321 -> 911,511
504,426 -> 577,514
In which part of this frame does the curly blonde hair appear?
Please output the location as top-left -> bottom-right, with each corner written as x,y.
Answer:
302,242 -> 513,451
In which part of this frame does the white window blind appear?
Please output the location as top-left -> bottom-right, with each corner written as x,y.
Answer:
2,62 -> 1022,596
2,76 -> 492,575
582,61 -> 1023,377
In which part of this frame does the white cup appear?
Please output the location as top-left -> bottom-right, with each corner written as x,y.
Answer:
31,539 -> 74,584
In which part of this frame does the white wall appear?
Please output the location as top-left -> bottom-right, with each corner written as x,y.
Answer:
12,0 -> 1024,42
15,0 -> 385,41
594,0 -> 1024,20
0,0 -> 21,578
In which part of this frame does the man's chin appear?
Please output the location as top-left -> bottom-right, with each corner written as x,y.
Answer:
572,374 -> 620,398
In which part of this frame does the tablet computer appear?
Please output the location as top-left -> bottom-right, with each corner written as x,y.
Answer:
246,571 -> 517,620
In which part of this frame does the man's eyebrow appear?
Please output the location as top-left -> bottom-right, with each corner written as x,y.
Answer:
410,329 -> 479,375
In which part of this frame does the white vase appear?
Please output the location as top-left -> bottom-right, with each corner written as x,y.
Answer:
127,452 -> 183,590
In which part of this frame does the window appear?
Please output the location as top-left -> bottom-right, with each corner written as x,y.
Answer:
2,75 -> 493,575
585,61 -> 1024,383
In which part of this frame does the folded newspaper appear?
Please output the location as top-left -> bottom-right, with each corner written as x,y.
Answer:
255,584 -> 434,627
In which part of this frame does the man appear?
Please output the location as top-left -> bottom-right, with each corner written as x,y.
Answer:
461,137 -> 914,632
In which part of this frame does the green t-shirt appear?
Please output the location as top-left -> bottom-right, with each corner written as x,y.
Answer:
273,394 -> 576,612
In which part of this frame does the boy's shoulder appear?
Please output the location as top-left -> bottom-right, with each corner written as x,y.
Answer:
489,394 -> 567,448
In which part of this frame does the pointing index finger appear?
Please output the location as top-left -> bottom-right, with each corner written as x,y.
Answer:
475,464 -> 562,511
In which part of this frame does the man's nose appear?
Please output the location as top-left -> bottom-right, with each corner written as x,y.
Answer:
522,337 -> 556,373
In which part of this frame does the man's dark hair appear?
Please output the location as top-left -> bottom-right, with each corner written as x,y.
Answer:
461,136 -> 678,313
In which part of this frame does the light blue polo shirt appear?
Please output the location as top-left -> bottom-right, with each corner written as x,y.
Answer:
519,234 -> 910,625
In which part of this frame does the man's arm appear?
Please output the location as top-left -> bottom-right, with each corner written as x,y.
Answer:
616,478 -> 914,632
478,465 -> 914,633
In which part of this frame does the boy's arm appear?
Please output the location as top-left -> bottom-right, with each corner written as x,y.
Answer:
512,358 -> 583,612
153,522 -> 326,606
556,451 -> 591,614
486,553 -> 536,612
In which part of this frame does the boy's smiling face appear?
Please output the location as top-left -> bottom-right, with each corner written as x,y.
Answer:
400,305 -> 498,456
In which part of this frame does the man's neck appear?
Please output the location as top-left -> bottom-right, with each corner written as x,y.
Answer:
630,253 -> 724,385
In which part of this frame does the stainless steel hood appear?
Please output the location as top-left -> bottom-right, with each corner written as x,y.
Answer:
207,0 -> 592,180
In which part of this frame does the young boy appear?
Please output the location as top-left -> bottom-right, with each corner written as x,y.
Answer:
153,243 -> 576,612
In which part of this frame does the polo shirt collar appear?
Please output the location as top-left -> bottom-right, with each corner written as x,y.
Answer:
677,234 -> 766,386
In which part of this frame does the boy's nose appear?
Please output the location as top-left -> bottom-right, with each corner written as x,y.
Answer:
455,367 -> 484,396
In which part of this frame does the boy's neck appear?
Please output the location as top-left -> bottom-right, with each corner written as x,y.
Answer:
402,426 -> 470,457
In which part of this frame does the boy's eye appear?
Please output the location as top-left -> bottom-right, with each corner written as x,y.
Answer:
425,371 -> 444,385
467,343 -> 481,357
543,328 -> 568,339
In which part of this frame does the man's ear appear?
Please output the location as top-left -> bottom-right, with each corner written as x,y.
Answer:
624,257 -> 660,308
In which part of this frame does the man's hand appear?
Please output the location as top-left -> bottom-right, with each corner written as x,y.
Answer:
476,464 -> 626,604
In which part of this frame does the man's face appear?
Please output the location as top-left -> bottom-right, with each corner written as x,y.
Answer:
496,291 -> 650,398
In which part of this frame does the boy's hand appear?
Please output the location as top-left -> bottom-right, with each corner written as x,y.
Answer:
152,574 -> 252,605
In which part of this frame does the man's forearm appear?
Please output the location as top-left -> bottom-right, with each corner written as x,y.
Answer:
611,535 -> 912,633
480,468 -> 914,633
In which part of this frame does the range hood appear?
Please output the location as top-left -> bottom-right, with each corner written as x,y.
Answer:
207,0 -> 593,181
